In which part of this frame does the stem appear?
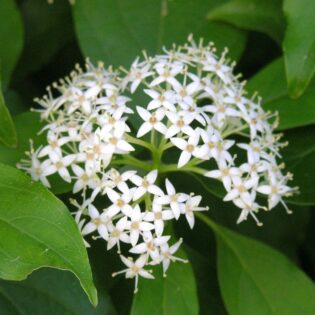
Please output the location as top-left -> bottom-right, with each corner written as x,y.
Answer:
221,124 -> 249,138
126,134 -> 154,152
159,163 -> 207,175
110,155 -> 151,171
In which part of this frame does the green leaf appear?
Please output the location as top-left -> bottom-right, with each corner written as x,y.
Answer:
72,0 -> 247,68
199,215 -> 315,315
0,163 -> 97,305
283,0 -> 315,98
282,126 -> 315,205
0,79 -> 17,148
0,112 -> 45,166
131,247 -> 198,315
0,0 -> 23,88
247,58 -> 315,130
207,0 -> 285,44
0,268 -> 116,315
184,245 -> 228,315
17,0 -> 73,76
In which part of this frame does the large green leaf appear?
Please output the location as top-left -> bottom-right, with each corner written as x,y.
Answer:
0,79 -> 17,148
207,0 -> 285,44
0,268 -> 115,315
0,0 -> 23,88
0,112 -> 44,166
0,163 -> 97,305
283,0 -> 315,98
72,0 -> 247,67
131,247 -> 198,315
247,58 -> 315,130
198,214 -> 315,315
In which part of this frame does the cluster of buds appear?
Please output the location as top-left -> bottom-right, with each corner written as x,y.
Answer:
18,37 -> 296,291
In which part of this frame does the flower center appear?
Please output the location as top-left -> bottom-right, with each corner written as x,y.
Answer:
154,212 -> 162,220
186,144 -> 194,153
131,222 -> 139,230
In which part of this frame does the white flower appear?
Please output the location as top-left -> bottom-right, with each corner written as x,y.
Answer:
38,132 -> 69,159
165,111 -> 195,139
107,216 -> 130,251
257,174 -> 293,212
128,59 -> 153,93
205,160 -> 241,191
106,188 -> 133,218
130,231 -> 170,263
150,61 -> 183,87
136,107 -> 167,138
181,195 -> 208,228
171,133 -> 206,168
81,204 -> 110,240
44,153 -> 76,182
107,169 -> 136,194
113,255 -> 154,293
159,239 -> 187,275
72,164 -> 98,193
127,205 -> 155,246
143,202 -> 174,236
130,170 -> 163,201
223,176 -> 257,205
156,179 -> 188,219
144,89 -> 176,111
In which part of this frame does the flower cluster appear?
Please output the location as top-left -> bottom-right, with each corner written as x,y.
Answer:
19,61 -> 134,189
19,37 -> 296,291
122,37 -> 296,226
74,169 -> 207,292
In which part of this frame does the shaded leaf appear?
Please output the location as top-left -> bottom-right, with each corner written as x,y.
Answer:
0,0 -> 23,88
0,163 -> 97,305
131,247 -> 198,315
199,215 -> 315,315
16,0 -> 73,76
247,58 -> 315,130
0,79 -> 17,148
207,0 -> 285,44
283,0 -> 315,98
282,126 -> 315,205
72,0 -> 247,68
0,268 -> 115,315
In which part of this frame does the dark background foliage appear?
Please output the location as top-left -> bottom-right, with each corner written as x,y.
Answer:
0,0 -> 315,314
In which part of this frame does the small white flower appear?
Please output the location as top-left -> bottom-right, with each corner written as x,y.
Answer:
106,188 -> 133,218
165,111 -> 195,139
156,179 -> 188,219
204,160 -> 241,191
81,204 -> 110,240
127,205 -> 155,246
171,133 -> 205,168
113,255 -> 154,293
44,153 -> 76,182
130,170 -> 163,201
159,239 -> 187,275
144,89 -> 176,111
143,202 -> 174,236
181,195 -> 208,228
136,107 -> 167,137
130,231 -> 170,263
107,216 -> 130,251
